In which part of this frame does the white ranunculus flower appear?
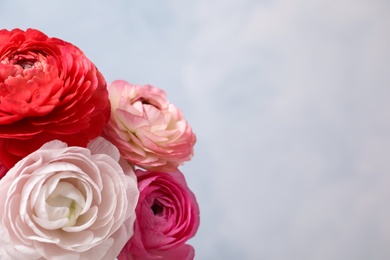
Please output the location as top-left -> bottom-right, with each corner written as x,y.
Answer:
0,137 -> 139,260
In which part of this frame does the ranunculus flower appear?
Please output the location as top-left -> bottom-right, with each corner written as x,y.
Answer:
102,80 -> 196,172
0,161 -> 7,179
0,137 -> 139,260
118,243 -> 195,260
0,165 -> 8,179
118,169 -> 200,259
0,28 -> 110,169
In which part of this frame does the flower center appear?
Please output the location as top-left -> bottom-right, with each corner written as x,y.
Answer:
151,200 -> 164,216
134,97 -> 161,109
7,52 -> 42,69
16,59 -> 36,69
138,97 -> 151,105
44,181 -> 86,228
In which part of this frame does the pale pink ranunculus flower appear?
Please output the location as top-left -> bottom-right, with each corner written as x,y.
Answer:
0,137 -> 139,260
102,80 -> 196,172
118,169 -> 200,260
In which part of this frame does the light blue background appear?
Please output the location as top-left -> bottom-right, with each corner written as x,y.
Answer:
1,1 -> 390,259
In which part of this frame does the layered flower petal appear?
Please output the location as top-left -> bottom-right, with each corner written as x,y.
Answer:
0,137 -> 139,260
103,80 -> 196,172
0,28 -> 110,169
118,169 -> 200,259
0,161 -> 7,179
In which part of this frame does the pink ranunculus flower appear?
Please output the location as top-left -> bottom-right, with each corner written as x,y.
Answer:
118,244 -> 195,260
0,137 -> 139,260
102,80 -> 196,172
118,169 -> 200,260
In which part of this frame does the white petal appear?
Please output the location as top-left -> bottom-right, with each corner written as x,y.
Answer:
87,137 -> 120,162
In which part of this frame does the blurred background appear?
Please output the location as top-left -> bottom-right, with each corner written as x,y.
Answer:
1,0 -> 390,259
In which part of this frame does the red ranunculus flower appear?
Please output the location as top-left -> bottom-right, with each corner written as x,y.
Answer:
0,28 -> 110,169
0,161 -> 7,179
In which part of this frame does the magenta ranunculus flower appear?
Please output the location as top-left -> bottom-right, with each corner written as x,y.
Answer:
102,80 -> 196,172
0,28 -> 110,169
118,169 -> 200,260
0,137 -> 139,260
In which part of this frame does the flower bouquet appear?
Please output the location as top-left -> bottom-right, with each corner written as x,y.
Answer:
0,28 -> 199,260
